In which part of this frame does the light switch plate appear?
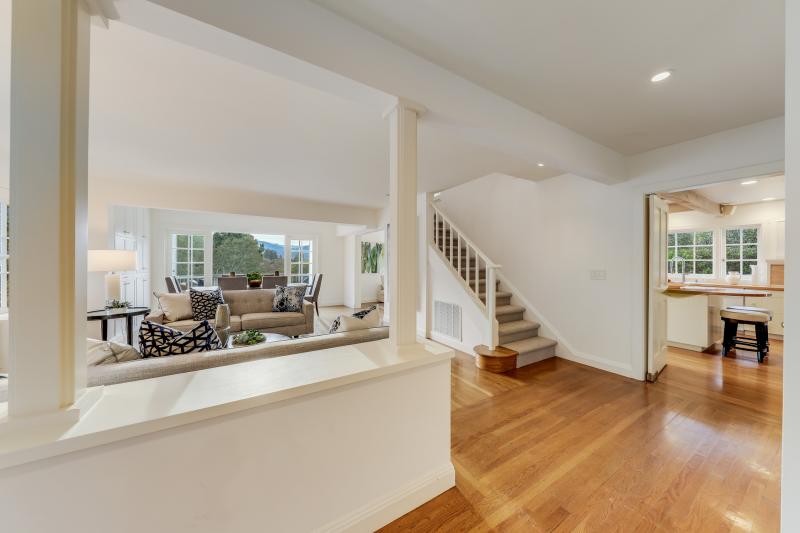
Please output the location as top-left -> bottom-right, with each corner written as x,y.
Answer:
590,269 -> 607,281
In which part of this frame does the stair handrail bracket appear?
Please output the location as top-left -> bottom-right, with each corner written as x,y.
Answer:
431,202 -> 501,349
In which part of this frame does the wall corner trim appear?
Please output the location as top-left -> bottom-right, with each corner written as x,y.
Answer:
318,462 -> 455,532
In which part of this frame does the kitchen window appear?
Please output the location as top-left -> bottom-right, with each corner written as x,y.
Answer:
667,230 -> 714,277
724,226 -> 759,276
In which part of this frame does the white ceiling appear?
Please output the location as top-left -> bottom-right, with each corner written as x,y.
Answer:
692,174 -> 785,205
36,17 -> 555,209
312,0 -> 785,155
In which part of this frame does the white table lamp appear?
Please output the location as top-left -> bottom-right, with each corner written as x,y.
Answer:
88,250 -> 137,303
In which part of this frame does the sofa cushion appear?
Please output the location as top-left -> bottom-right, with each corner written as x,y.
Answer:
242,311 -> 305,330
223,289 -> 277,317
167,316 -> 243,333
190,288 -> 224,320
154,292 -> 193,322
139,320 -> 223,357
272,285 -> 307,312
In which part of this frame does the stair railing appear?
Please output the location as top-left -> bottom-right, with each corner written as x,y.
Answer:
430,202 -> 501,349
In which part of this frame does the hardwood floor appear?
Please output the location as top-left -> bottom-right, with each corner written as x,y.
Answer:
381,339 -> 782,532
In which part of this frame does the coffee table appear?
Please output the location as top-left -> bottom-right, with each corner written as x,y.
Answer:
226,331 -> 291,348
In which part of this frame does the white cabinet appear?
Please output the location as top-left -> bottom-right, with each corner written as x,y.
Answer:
108,206 -> 152,342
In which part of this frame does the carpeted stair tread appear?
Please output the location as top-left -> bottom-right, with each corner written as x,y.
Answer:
502,336 -> 557,355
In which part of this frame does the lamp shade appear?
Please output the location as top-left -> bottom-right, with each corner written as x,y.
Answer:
87,250 -> 137,272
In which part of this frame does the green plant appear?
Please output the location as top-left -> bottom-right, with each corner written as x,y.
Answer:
246,271 -> 262,282
105,299 -> 130,309
233,329 -> 265,345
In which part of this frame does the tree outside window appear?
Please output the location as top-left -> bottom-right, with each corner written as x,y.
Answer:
667,230 -> 714,276
725,227 -> 759,275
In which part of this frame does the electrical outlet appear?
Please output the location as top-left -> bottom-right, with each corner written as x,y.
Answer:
590,269 -> 607,281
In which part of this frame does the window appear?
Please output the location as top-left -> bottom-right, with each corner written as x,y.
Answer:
290,239 -> 313,284
212,233 -> 285,282
0,202 -> 8,310
725,226 -> 759,276
171,234 -> 205,290
667,230 -> 714,276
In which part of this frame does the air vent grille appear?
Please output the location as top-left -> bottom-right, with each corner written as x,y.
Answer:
433,300 -> 462,340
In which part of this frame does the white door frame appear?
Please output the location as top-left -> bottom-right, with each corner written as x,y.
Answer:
630,160 -> 784,381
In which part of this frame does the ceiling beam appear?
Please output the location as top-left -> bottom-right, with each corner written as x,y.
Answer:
659,190 -> 727,216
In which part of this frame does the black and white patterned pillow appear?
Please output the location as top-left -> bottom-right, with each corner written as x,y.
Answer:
139,320 -> 223,358
272,285 -> 307,312
330,305 -> 377,333
190,288 -> 224,321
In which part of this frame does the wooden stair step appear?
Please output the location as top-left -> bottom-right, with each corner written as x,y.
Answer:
473,344 -> 518,373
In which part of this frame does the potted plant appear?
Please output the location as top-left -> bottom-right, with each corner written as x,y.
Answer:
233,329 -> 266,346
247,271 -> 262,288
105,299 -> 130,310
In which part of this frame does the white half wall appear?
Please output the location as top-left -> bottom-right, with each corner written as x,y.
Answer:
0,357 -> 454,533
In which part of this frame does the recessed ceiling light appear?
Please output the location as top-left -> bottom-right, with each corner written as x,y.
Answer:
762,197 -> 776,202
741,180 -> 759,186
537,162 -> 545,167
650,70 -> 672,83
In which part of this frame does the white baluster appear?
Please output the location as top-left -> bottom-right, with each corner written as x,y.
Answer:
487,266 -> 497,349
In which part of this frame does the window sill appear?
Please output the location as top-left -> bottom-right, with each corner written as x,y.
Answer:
0,338 -> 453,470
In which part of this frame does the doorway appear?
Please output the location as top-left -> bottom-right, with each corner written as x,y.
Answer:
646,173 -> 785,383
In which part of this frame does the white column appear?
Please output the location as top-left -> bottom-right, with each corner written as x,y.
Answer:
385,99 -> 424,347
8,0 -> 91,419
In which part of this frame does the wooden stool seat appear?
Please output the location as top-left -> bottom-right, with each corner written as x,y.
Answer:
725,305 -> 773,320
720,307 -> 770,363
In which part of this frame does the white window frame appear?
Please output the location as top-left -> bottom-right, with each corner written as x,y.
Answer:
288,238 -> 314,285
667,228 -> 716,279
170,233 -> 206,290
723,225 -> 760,280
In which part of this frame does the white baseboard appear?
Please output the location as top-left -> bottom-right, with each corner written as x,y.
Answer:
318,462 -> 455,533
429,331 -> 474,355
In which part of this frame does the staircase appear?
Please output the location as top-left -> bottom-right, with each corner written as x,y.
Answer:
431,204 -> 557,372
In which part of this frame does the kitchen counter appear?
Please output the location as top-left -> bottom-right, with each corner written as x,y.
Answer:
671,281 -> 783,291
665,285 -> 773,298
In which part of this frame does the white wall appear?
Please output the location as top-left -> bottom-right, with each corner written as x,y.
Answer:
427,249 -> 488,354
149,207 -> 347,307
783,1 -> 798,529
668,200 -> 785,282
438,173 -> 641,378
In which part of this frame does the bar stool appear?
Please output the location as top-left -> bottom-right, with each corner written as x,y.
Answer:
720,307 -> 771,363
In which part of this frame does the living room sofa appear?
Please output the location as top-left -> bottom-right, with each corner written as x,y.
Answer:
149,289 -> 314,337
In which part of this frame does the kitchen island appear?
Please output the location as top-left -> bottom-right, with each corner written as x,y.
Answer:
663,283 -> 776,352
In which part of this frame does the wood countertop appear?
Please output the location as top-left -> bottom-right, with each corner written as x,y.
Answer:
675,281 -> 784,291
664,284 -> 773,297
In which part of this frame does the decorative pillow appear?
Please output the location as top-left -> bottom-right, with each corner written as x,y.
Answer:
139,320 -> 223,358
87,338 -> 115,366
329,305 -> 378,333
190,288 -> 225,321
272,285 -> 307,312
154,292 -> 193,322
87,338 -> 142,365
